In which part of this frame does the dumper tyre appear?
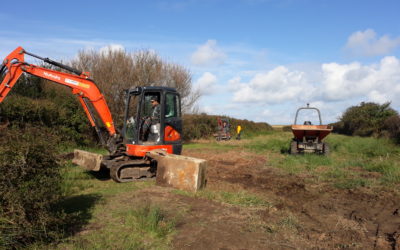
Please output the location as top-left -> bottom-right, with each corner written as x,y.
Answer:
290,141 -> 298,155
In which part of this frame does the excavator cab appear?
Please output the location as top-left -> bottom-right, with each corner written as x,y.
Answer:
122,86 -> 182,156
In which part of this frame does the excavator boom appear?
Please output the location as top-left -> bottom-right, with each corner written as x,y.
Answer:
0,47 -> 117,145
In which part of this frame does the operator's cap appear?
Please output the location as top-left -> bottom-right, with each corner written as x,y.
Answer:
150,97 -> 159,102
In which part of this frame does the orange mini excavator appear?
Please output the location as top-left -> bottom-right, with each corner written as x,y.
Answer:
0,47 -> 205,186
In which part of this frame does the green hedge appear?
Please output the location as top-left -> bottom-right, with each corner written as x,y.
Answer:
0,94 -> 94,146
183,114 -> 272,141
0,128 -> 65,248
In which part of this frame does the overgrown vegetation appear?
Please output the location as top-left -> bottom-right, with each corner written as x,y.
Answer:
0,128 -> 65,248
332,102 -> 400,143
0,75 -> 95,146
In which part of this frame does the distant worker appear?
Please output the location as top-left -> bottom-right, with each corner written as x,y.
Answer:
222,121 -> 231,139
236,125 -> 242,140
222,121 -> 228,133
142,97 -> 161,141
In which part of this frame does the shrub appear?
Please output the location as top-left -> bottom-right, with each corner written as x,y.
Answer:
335,102 -> 398,137
0,128 -> 65,248
11,73 -> 44,99
383,115 -> 400,143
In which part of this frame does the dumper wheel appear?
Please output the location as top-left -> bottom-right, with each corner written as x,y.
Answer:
290,141 -> 298,155
323,143 -> 330,156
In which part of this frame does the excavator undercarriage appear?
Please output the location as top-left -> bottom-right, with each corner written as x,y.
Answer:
73,149 -> 156,182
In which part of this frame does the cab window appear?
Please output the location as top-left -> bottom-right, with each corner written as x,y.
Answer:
165,93 -> 180,118
142,92 -> 160,117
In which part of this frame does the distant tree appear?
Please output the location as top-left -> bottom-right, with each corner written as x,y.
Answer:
70,48 -> 201,121
338,102 -> 398,136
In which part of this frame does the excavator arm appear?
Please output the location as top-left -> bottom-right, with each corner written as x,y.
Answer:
0,46 -> 117,146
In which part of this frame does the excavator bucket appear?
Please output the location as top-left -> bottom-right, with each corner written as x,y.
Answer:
72,149 -> 103,171
146,150 -> 207,192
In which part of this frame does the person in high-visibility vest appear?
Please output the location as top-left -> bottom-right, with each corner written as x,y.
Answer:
236,125 -> 242,140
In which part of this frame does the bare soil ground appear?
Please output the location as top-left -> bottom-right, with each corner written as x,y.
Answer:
158,146 -> 399,249
72,142 -> 400,249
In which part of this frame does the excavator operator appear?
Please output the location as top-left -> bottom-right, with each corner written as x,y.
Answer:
141,97 -> 161,141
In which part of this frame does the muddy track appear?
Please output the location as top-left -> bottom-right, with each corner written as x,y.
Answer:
183,149 -> 400,249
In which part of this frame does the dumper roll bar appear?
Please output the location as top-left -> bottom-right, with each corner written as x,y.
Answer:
294,103 -> 322,125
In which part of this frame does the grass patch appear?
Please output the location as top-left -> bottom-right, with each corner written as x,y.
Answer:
59,203 -> 176,250
173,189 -> 272,207
46,158 -> 167,249
276,154 -> 332,173
184,141 -> 238,151
238,131 -> 400,188
241,130 -> 275,139
124,203 -> 176,238
278,215 -> 301,231
334,178 -> 372,189
245,138 -> 289,153
60,160 -> 154,197
244,132 -> 289,153
328,135 -> 400,157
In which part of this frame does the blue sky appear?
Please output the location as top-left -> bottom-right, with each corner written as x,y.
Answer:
1,0 -> 400,124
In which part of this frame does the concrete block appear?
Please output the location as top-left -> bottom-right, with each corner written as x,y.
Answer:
147,150 -> 207,192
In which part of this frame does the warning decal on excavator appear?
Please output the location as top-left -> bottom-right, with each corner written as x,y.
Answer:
65,78 -> 90,89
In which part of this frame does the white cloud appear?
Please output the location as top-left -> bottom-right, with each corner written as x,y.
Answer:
227,76 -> 242,90
230,56 -> 400,106
345,29 -> 400,57
230,66 -> 315,104
190,40 -> 226,66
194,72 -> 218,95
99,44 -> 125,54
224,57 -> 400,124
321,56 -> 400,104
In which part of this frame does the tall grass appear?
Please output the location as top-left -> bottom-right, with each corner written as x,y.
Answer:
125,203 -> 176,238
243,131 -> 400,188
